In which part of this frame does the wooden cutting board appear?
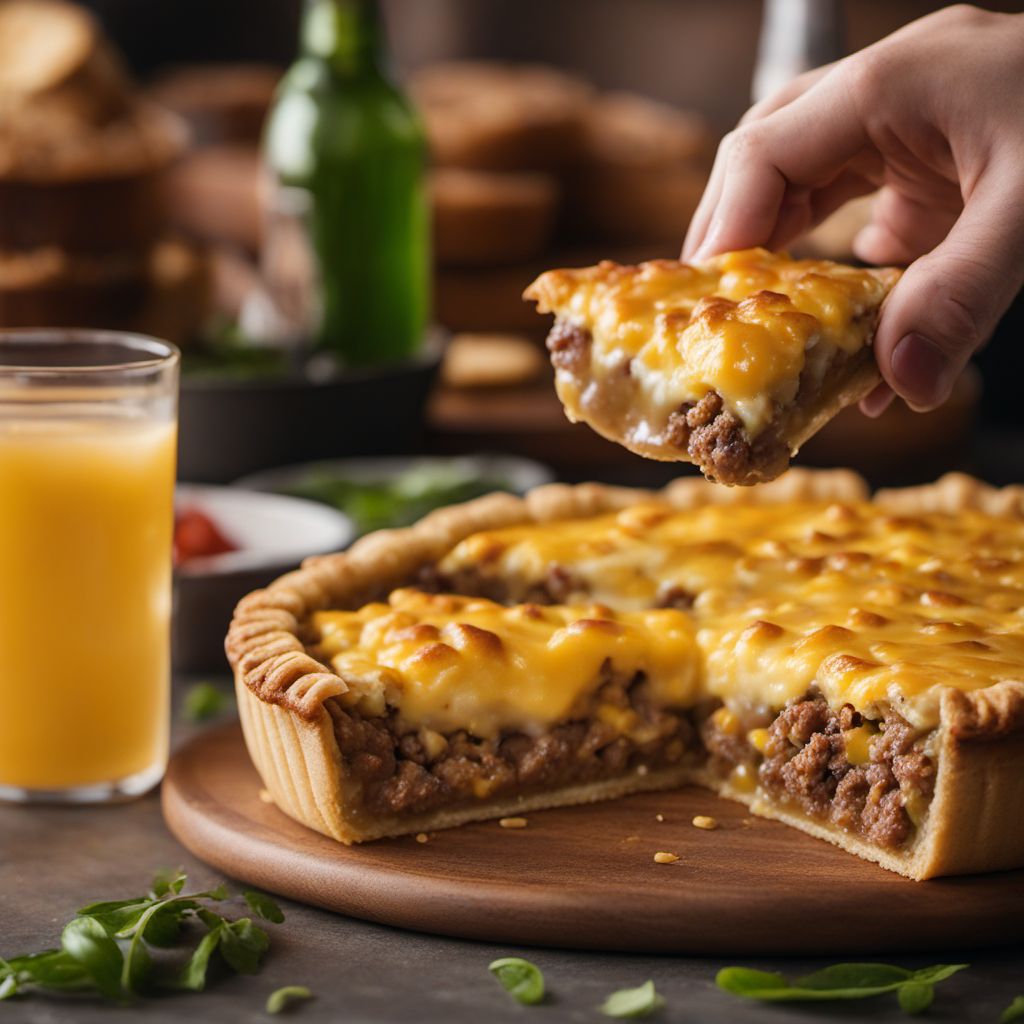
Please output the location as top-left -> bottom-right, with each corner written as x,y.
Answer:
162,723 -> 1024,954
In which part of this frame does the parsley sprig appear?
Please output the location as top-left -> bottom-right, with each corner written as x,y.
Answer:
0,870 -> 284,1003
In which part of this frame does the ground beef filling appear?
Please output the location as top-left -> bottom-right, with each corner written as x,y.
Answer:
665,393 -> 790,486
546,319 -> 592,373
327,670 -> 697,818
702,694 -> 936,849
545,320 -> 790,485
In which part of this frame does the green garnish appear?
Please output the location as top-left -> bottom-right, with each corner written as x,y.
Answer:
244,890 -> 285,924
716,962 -> 968,1015
1002,996 -> 1024,1023
266,985 -> 313,1014
284,462 -> 514,535
601,979 -> 664,1018
182,318 -> 292,381
488,957 -> 545,1005
182,682 -> 233,724
0,870 -> 282,1003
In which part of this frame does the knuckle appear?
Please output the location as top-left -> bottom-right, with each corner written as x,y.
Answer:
843,50 -> 893,101
936,4 -> 987,27
725,124 -> 767,163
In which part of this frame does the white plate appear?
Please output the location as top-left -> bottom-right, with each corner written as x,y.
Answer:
175,484 -> 355,578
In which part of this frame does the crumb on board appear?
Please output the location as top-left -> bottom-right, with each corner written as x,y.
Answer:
654,851 -> 680,864
258,788 -> 274,804
692,815 -> 718,830
415,833 -> 430,844
655,813 -> 665,822
499,816 -> 528,829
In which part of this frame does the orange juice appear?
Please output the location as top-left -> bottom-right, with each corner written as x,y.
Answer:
0,416 -> 176,791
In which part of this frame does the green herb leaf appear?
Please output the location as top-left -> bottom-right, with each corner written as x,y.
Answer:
266,985 -> 313,1014
4,950 -> 91,991
1001,995 -> 1024,1023
175,925 -> 224,992
909,963 -> 968,985
796,963 -> 912,991
717,962 -> 969,1008
715,968 -> 788,998
898,982 -> 934,1015
244,891 -> 285,924
141,901 -> 200,947
219,919 -> 270,975
488,957 -> 545,1005
3,871 -> 277,1005
150,868 -> 188,898
601,980 -> 665,1018
183,683 -> 232,724
61,917 -> 124,1001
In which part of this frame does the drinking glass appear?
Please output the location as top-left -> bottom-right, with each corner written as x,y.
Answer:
0,330 -> 179,802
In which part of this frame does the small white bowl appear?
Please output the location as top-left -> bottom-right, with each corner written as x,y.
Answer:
173,486 -> 354,672
175,485 -> 355,576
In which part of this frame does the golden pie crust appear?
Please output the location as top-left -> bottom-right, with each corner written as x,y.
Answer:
524,249 -> 901,485
226,470 -> 1024,879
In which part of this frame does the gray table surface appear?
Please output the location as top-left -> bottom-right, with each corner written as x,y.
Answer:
2,683 -> 1022,1024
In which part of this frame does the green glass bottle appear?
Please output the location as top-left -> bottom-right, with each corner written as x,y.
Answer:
263,0 -> 429,366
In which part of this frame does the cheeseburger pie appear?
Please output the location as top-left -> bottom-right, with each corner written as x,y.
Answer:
228,470 -> 1024,879
524,249 -> 900,485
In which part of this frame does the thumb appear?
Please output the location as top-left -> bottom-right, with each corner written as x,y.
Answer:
869,169 -> 1024,412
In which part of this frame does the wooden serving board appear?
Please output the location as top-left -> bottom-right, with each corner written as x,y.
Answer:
162,724 -> 1024,954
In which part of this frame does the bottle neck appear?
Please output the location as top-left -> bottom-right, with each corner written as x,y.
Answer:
300,0 -> 386,77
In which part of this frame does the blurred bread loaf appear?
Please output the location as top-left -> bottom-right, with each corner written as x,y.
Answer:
569,92 -> 712,244
432,168 -> 558,267
147,63 -> 279,146
412,62 -> 591,171
413,61 -> 713,335
163,144 -> 262,253
441,332 -> 545,390
0,0 -> 131,129
0,0 -> 207,343
0,240 -> 209,348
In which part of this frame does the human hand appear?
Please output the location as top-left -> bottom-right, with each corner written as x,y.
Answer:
683,5 -> 1024,414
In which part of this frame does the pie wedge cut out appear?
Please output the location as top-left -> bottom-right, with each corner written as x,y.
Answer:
227,470 -> 1024,880
524,248 -> 901,485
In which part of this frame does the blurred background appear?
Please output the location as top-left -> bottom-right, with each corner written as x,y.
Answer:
4,0 -> 1024,667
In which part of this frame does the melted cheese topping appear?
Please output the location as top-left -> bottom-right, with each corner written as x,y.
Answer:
436,501 -> 1024,729
525,248 -> 898,436
315,588 -> 700,738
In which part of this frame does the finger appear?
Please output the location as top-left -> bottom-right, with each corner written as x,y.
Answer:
765,170 -> 876,251
873,163 -> 1024,411
859,382 -> 895,418
741,62 -> 835,124
853,185 -> 961,265
683,138 -> 728,259
684,62 -> 837,260
691,73 -> 869,259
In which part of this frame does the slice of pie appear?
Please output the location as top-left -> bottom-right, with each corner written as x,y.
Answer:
524,248 -> 901,485
227,470 -> 1024,880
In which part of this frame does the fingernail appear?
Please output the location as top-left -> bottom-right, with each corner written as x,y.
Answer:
890,333 -> 952,409
860,384 -> 895,419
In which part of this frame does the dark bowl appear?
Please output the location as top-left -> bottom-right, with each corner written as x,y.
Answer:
178,336 -> 444,483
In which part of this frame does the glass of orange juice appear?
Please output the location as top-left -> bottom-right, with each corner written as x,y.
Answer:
0,330 -> 178,802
